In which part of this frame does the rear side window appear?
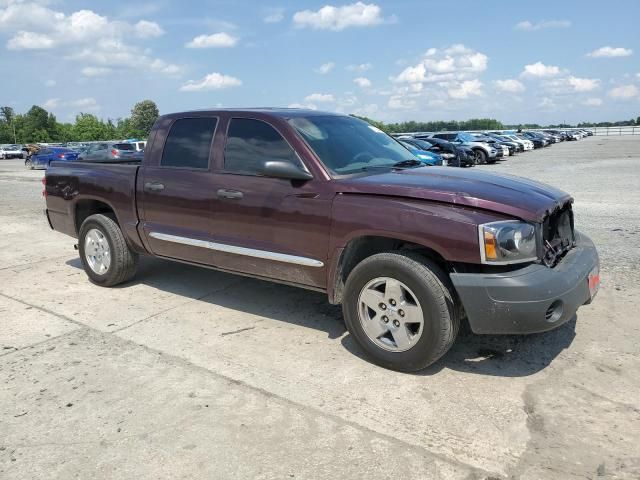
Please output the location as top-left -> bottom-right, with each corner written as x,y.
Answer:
224,118 -> 303,175
113,143 -> 134,151
161,117 -> 217,169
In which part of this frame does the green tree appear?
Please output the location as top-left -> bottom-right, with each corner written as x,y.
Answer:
130,100 -> 159,137
73,113 -> 107,141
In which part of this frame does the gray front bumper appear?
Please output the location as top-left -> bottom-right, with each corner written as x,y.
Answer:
450,232 -> 599,334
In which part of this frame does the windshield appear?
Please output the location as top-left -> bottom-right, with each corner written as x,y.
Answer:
457,133 -> 476,142
288,115 -> 415,174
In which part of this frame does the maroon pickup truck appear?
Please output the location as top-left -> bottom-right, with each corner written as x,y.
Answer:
44,109 -> 600,371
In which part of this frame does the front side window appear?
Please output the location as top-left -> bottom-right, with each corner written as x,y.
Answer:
287,115 -> 415,175
161,117 -> 217,169
224,118 -> 303,175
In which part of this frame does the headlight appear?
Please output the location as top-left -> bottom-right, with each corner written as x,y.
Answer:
479,221 -> 538,264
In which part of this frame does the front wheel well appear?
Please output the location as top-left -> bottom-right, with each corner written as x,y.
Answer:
74,200 -> 117,234
330,236 -> 449,304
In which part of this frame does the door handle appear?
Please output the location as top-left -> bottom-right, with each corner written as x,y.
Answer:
217,189 -> 244,199
144,182 -> 165,192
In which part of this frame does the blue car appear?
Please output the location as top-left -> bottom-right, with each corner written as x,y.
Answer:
398,140 -> 443,166
26,147 -> 79,170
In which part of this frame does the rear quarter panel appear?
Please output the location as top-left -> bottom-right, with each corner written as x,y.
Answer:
45,162 -> 145,252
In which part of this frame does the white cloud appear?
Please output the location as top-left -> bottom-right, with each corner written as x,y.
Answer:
566,76 -> 600,92
587,46 -> 633,58
264,12 -> 284,23
44,79 -> 56,87
521,61 -> 562,78
42,96 -> 99,112
315,62 -> 335,74
69,97 -> 99,109
608,84 -> 639,99
179,72 -> 242,91
494,79 -> 525,93
515,20 -> 571,31
447,79 -> 483,99
134,20 -> 164,38
293,2 -> 385,31
346,62 -> 372,72
583,98 -> 603,107
304,93 -> 335,103
0,4 -> 177,77
7,31 -> 54,49
81,66 -> 112,77
43,98 -> 59,109
393,44 -> 488,85
388,95 -> 415,110
288,102 -> 317,110
186,32 -> 238,48
69,39 -> 181,76
353,77 -> 371,88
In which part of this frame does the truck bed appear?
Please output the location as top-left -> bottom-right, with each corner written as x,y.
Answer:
45,161 -> 143,251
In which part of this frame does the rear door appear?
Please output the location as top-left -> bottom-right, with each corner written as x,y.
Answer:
138,115 -> 218,264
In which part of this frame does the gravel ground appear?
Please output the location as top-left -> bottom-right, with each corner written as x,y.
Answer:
0,136 -> 639,479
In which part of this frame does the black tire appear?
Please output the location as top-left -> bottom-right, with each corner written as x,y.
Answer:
78,214 -> 138,287
473,149 -> 487,165
342,251 -> 459,372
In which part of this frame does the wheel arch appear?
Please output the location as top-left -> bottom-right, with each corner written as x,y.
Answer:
74,198 -> 119,234
328,235 -> 450,305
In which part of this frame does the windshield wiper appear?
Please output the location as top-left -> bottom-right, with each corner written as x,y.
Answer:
392,159 -> 427,168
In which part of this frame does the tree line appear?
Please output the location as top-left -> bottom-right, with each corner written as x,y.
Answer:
353,115 -> 640,134
1,101 -> 638,144
0,100 -> 159,144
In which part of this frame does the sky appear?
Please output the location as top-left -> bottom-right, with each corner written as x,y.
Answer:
1,0 -> 639,125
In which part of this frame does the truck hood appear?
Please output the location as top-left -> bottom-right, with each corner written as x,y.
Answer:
334,166 -> 572,223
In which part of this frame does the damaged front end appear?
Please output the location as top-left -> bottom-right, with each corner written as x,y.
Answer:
542,203 -> 576,267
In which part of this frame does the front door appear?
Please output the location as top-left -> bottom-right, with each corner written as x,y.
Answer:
209,117 -> 332,288
139,116 -> 218,265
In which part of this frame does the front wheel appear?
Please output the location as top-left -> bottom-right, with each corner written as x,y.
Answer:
473,149 -> 487,164
342,252 -> 459,372
78,214 -> 138,287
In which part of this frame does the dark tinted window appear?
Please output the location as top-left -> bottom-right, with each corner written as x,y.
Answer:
225,118 -> 302,175
161,117 -> 217,168
113,143 -> 134,151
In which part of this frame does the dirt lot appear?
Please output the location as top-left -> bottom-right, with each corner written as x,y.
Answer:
1,137 -> 639,479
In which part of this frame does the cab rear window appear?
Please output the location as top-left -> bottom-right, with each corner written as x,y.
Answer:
113,143 -> 135,151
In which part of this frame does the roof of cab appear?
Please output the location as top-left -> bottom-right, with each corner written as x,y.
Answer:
159,108 -> 347,120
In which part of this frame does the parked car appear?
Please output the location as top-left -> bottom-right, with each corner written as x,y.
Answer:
522,132 -> 548,148
397,136 -> 465,166
498,133 -> 534,151
79,142 -> 139,162
26,147 -> 78,169
430,132 -> 500,164
0,144 -> 24,159
417,136 -> 476,167
484,133 -> 523,153
398,140 -> 443,166
43,109 -> 600,372
472,134 -> 514,156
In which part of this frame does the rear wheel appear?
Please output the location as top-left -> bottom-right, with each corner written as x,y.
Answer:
78,214 -> 138,287
343,252 -> 459,372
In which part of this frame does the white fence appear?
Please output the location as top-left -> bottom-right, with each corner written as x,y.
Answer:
585,125 -> 639,136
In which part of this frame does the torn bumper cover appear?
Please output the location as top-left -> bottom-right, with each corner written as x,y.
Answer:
450,231 -> 599,334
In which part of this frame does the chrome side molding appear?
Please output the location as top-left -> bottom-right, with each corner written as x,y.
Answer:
149,232 -> 324,268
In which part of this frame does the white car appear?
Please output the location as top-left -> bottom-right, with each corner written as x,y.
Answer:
0,145 -> 24,159
503,134 -> 534,151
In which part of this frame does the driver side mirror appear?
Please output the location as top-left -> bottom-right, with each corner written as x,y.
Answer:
261,160 -> 313,181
